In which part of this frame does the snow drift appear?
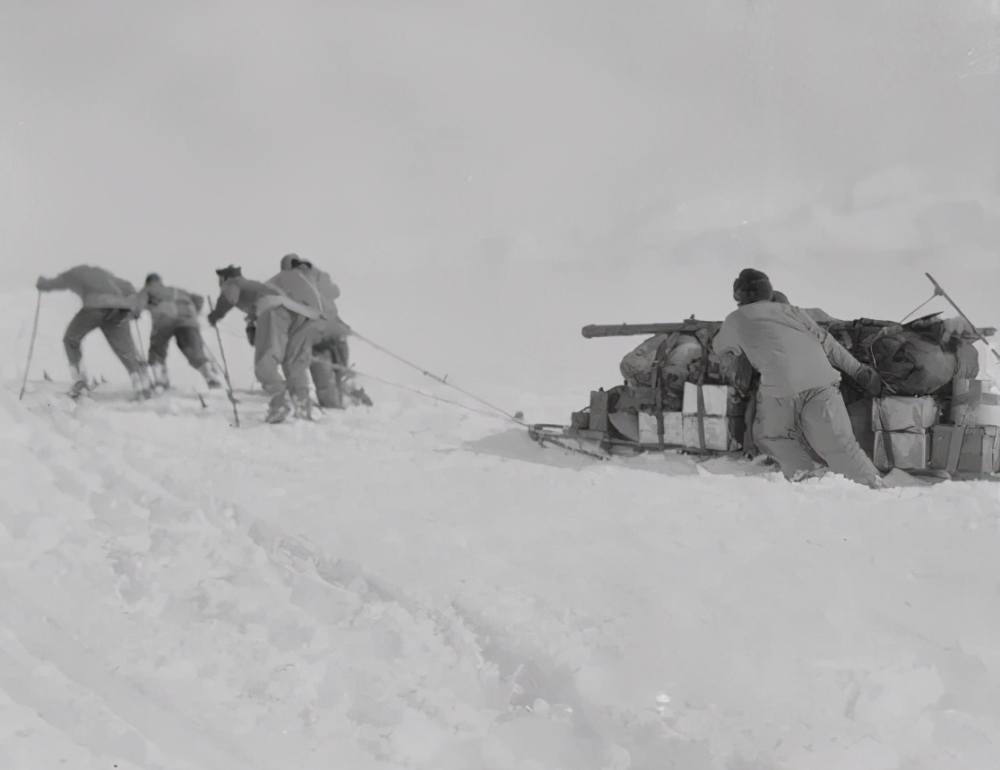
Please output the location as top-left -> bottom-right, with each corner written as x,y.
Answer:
3,270 -> 1000,769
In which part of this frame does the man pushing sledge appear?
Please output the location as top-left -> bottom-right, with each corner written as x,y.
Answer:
712,268 -> 887,488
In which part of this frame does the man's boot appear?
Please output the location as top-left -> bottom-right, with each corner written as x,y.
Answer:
347,385 -> 373,407
68,364 -> 89,399
291,394 -> 313,421
265,393 -> 292,424
198,361 -> 223,390
130,368 -> 153,400
150,362 -> 170,391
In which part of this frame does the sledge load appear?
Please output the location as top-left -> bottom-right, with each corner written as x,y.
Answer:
531,282 -> 1000,481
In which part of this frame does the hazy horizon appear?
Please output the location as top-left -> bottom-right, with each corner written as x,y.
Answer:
2,1 -> 998,290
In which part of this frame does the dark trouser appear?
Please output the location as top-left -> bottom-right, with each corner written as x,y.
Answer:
755,382 -> 882,488
311,335 -> 350,408
149,321 -> 208,369
64,308 -> 144,374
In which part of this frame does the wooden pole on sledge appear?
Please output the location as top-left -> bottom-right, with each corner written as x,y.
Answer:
925,273 -> 1000,363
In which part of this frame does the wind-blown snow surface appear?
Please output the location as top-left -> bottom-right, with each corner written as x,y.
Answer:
3,275 -> 1000,770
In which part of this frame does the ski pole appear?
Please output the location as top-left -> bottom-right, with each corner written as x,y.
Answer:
925,273 -> 1000,363
132,317 -> 149,364
18,290 -> 42,400
207,298 -> 241,427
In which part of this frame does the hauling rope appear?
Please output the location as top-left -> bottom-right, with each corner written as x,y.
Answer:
351,331 -> 527,425
351,334 -> 609,460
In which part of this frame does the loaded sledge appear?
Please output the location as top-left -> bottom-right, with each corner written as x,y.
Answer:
530,276 -> 1000,480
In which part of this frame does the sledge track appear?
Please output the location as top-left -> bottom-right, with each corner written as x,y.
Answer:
27,386 -> 715,766
107,396 -> 699,766
9,383 -> 1000,769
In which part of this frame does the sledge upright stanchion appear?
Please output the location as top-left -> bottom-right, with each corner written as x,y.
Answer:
18,291 -> 42,401
925,273 -> 1000,363
207,298 -> 240,428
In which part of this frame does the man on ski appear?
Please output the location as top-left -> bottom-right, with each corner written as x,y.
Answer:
136,273 -> 222,391
712,268 -> 886,488
207,264 -> 325,423
36,265 -> 152,398
276,254 -> 370,408
256,254 -> 351,419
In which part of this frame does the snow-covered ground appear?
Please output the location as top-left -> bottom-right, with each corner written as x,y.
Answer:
3,3 -> 1000,767
2,255 -> 1000,770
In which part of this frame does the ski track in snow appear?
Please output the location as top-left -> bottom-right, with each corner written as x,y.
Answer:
3,280 -> 1000,769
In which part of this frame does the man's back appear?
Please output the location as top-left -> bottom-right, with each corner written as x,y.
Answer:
144,283 -> 202,327
39,265 -> 136,309
267,267 -> 339,318
713,301 -> 840,397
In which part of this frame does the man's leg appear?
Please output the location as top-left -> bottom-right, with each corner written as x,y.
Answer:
100,310 -> 152,397
755,392 -> 824,480
320,334 -> 372,406
100,311 -> 145,374
173,325 -> 221,387
174,326 -> 208,369
283,318 -> 324,417
147,323 -> 174,389
63,308 -> 104,393
799,384 -> 883,488
254,308 -> 292,421
309,352 -> 343,409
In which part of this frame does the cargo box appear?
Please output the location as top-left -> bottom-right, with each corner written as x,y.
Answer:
638,411 -> 684,446
929,425 -> 1000,475
682,414 -> 736,452
871,396 -> 940,433
873,430 -> 930,471
682,383 -> 731,417
588,390 -> 609,432
950,379 -> 1000,427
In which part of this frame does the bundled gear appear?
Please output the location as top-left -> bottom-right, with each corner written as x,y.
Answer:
825,314 -> 982,404
620,333 -> 703,411
36,266 -> 151,398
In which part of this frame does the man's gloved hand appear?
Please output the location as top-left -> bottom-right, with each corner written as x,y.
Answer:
245,323 -> 256,346
206,310 -> 221,327
36,276 -> 48,290
854,365 -> 885,398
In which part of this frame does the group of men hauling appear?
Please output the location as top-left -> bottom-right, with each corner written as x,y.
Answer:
33,257 -> 934,486
35,254 -> 368,424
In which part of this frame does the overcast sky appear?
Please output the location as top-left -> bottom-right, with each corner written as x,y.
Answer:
2,1 -> 998,287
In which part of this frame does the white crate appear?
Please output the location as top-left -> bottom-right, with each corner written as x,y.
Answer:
682,383 -> 730,417
951,379 -> 1000,427
871,396 -> 940,433
683,414 -> 734,452
638,411 -> 685,445
873,430 -> 930,471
